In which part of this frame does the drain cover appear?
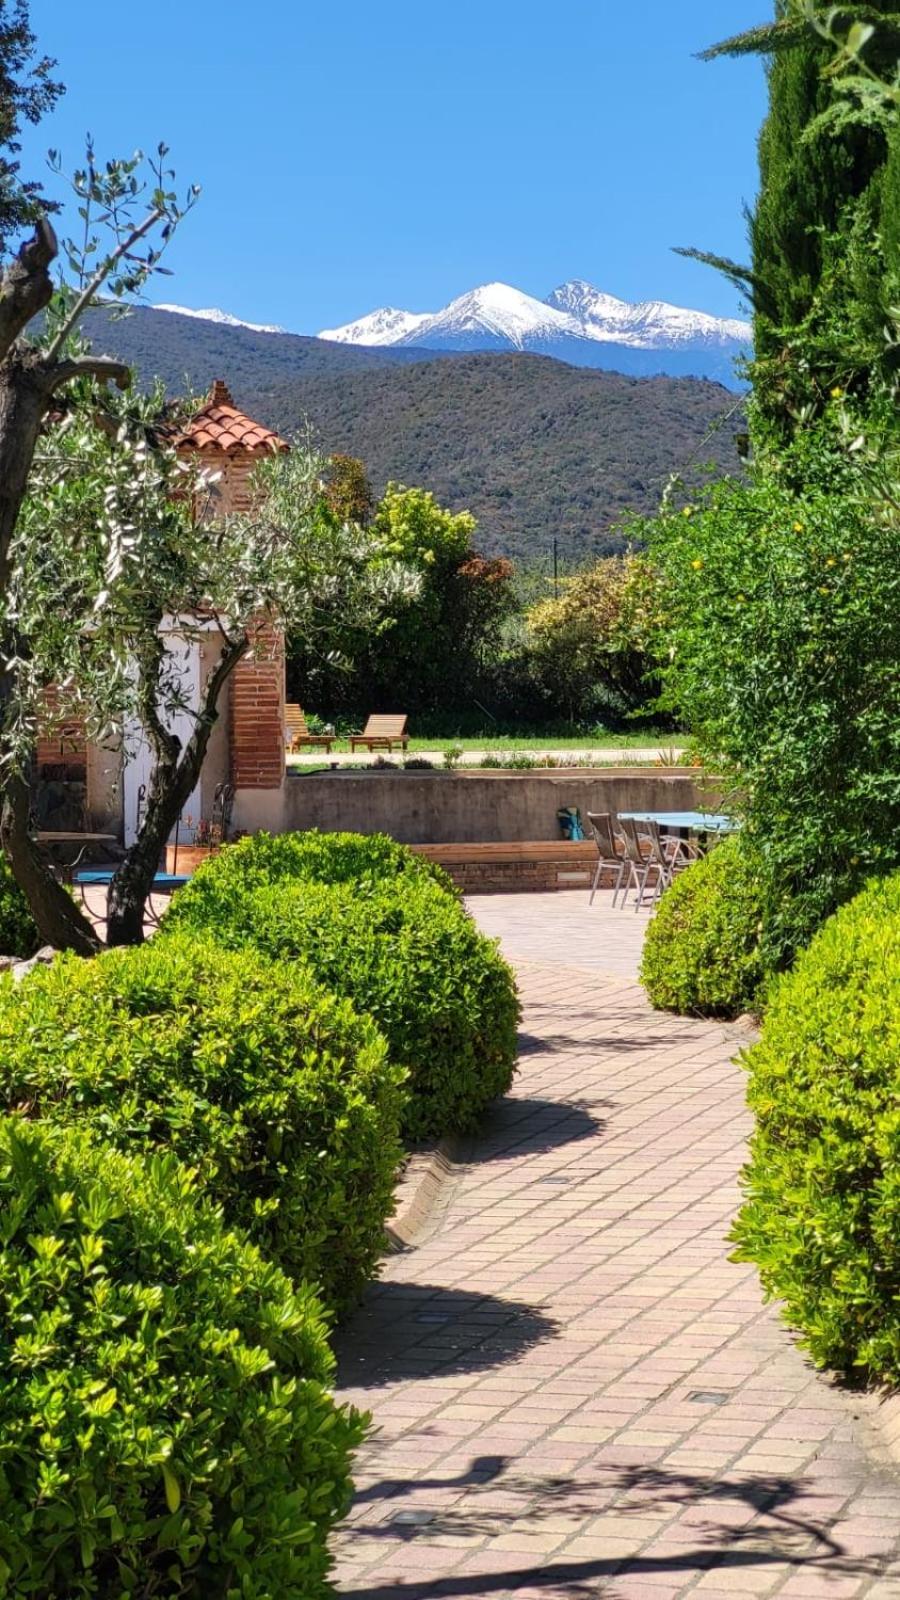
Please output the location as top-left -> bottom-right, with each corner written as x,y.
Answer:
393,1510 -> 435,1527
687,1389 -> 730,1405
537,1177 -> 570,1186
415,1313 -> 452,1324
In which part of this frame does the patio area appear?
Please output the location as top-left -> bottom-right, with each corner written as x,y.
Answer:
333,891 -> 900,1598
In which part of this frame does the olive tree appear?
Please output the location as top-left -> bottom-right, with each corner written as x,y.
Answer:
15,393 -> 417,946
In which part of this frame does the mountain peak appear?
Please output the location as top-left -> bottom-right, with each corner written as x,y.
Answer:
154,304 -> 286,335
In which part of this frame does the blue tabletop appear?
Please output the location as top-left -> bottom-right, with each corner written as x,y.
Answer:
74,869 -> 190,889
619,811 -> 737,832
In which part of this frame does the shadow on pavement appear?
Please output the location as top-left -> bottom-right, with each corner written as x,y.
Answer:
335,1283 -> 558,1389
467,1094 -> 606,1161
339,1459 -> 879,1597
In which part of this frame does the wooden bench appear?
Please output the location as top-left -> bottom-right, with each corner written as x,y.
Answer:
285,703 -> 333,753
350,714 -> 409,752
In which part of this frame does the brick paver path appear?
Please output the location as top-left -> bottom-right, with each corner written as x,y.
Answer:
334,892 -> 900,1598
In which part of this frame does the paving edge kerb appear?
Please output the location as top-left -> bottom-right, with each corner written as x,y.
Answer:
383,1134 -> 467,1252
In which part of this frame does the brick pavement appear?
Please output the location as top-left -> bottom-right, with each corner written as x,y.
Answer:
333,891 -> 900,1598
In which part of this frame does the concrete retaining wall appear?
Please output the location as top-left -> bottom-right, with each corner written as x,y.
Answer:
253,767 -> 716,846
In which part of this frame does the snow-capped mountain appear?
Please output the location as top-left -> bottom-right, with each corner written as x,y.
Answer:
317,306 -> 431,346
318,279 -> 750,383
154,304 -> 286,336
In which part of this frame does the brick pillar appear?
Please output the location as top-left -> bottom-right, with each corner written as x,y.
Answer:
229,621 -> 285,789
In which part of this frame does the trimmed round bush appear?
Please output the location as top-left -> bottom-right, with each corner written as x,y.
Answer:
733,873 -> 900,1381
0,932 -> 404,1312
0,852 -> 38,957
164,829 -> 456,938
640,835 -> 765,1018
0,1116 -> 365,1599
168,871 -> 520,1144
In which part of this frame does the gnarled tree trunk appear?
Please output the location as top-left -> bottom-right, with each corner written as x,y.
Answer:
0,769 -> 99,954
106,632 -> 247,946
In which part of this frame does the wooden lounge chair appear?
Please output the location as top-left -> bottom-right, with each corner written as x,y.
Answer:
285,703 -> 333,753
350,714 -> 409,752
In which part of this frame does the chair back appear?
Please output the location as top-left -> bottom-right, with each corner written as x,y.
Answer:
618,815 -> 647,865
362,713 -> 408,739
641,818 -> 669,867
587,811 -> 620,861
284,703 -> 309,745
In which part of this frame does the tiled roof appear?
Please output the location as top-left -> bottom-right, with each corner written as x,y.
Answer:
174,380 -> 288,454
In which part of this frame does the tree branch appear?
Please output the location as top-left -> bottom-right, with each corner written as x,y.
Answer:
45,204 -> 166,360
0,216 -> 57,358
45,355 -> 131,393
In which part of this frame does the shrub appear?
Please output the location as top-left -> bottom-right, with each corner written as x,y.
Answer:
168,874 -> 520,1144
640,835 -> 765,1018
0,933 -> 404,1311
0,1116 -> 365,1599
648,441 -> 900,966
164,829 -> 456,939
733,874 -> 900,1382
0,853 -> 38,957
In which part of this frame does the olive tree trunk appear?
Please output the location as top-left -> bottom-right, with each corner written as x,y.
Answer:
105,632 -> 247,947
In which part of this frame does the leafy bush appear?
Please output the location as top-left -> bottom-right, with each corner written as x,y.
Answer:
0,933 -> 404,1311
164,828 -> 455,939
733,873 -> 900,1381
0,1116 -> 365,1599
168,873 -> 520,1144
0,853 -> 38,957
649,435 -> 900,966
640,836 -> 765,1018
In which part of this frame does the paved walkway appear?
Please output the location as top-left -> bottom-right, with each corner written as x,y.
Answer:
334,892 -> 900,1598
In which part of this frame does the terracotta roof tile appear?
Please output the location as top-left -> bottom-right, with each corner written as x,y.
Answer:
173,380 -> 288,455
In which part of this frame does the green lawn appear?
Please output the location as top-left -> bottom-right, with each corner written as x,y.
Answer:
291,729 -> 685,756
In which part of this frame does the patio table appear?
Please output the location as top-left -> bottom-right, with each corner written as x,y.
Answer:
618,811 -> 736,833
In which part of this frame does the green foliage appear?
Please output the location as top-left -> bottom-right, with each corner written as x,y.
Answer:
164,833 -> 519,1143
0,932 -> 404,1311
649,429 -> 900,965
696,1 -> 900,437
0,851 -> 38,955
732,873 -> 900,1381
0,1115 -> 365,1598
525,552 -> 662,723
0,0 -> 64,248
640,836 -> 765,1018
323,453 -> 374,524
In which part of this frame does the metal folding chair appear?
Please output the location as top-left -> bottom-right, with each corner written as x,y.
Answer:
586,811 -> 627,906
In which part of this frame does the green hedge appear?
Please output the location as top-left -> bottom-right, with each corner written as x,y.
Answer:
0,1116 -> 365,1599
733,874 -> 900,1381
0,853 -> 38,957
164,834 -> 519,1143
640,835 -> 765,1018
0,933 -> 404,1312
165,829 -> 456,936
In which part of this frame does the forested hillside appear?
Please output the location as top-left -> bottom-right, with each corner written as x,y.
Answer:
84,306 -> 744,561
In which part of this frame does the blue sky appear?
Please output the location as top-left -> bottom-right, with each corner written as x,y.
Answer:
25,2 -> 766,332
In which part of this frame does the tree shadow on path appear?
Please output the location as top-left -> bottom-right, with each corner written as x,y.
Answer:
467,1095 -> 607,1162
335,1283 -> 558,1389
339,1459 -> 884,1597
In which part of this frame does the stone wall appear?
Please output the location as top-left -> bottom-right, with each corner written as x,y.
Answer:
273,767 -> 714,845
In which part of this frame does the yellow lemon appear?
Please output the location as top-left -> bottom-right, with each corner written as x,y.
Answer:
830,386 -> 843,399
793,521 -> 804,533
691,558 -> 704,571
682,506 -> 693,517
